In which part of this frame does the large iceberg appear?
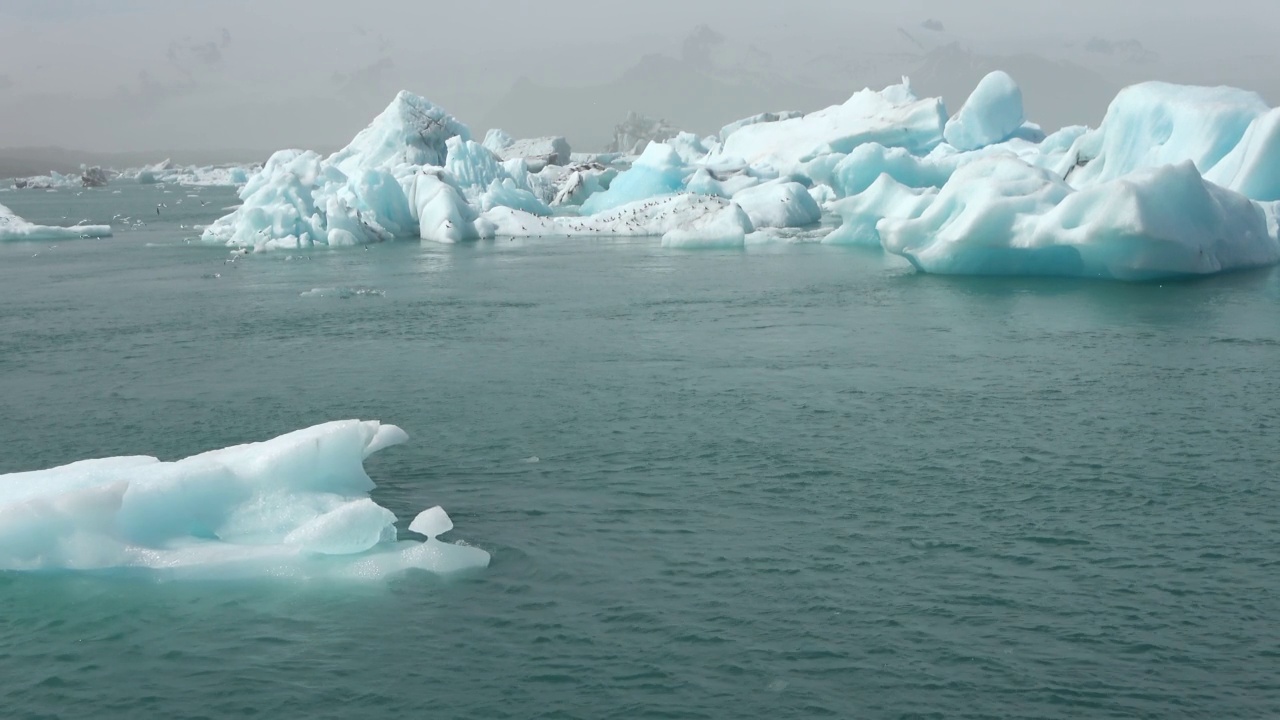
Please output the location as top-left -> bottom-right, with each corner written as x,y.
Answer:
1,203 -> 112,242
199,73 -> 1280,279
0,420 -> 489,578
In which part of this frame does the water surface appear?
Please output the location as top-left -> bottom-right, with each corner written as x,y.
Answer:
2,185 -> 1279,718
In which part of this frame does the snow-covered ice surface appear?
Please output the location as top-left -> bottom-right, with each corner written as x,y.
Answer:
0,202 -> 112,242
198,73 -> 1280,279
0,420 -> 489,578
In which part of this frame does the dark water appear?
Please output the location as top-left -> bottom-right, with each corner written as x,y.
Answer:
2,185 -> 1279,719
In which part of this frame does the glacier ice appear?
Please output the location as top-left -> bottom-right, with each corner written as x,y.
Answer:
1,203 -> 112,242
0,420 -> 489,578
195,72 -> 1280,279
943,71 -> 1027,151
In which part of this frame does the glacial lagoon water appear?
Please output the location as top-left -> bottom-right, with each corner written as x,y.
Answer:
1,184 -> 1279,718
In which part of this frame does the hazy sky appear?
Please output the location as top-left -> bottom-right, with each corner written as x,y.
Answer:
2,0 -> 1278,154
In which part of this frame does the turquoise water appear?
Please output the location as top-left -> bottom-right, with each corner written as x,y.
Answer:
2,185 -> 1279,718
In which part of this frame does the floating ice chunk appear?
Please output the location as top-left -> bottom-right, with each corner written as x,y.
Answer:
0,203 -> 112,241
408,506 -> 453,539
732,181 -> 821,229
0,420 -> 490,577
943,71 -> 1027,151
579,142 -> 689,215
328,91 -> 470,175
299,287 -> 386,299
714,79 -> 947,174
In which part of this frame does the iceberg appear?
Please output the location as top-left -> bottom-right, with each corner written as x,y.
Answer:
1,202 -> 112,242
197,74 -> 1280,278
0,420 -> 489,578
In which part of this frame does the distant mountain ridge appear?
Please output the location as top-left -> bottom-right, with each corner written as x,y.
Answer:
0,146 -> 277,180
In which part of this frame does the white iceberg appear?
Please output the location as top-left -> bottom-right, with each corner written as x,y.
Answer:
0,420 -> 489,578
1,203 -> 112,242
196,74 -> 1280,279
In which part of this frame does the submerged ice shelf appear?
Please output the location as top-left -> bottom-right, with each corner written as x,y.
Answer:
0,420 -> 489,578
195,71 -> 1280,280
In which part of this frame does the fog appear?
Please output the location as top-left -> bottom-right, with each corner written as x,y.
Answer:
2,0 -> 1278,159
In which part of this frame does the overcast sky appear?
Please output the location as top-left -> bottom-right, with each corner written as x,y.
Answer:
2,0 -> 1278,154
